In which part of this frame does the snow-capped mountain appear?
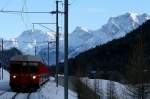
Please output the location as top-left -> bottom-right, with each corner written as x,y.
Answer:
5,29 -> 56,54
100,12 -> 149,38
69,12 -> 150,57
68,26 -> 93,50
4,12 -> 150,64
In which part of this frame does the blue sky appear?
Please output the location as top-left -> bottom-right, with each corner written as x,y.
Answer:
0,0 -> 150,39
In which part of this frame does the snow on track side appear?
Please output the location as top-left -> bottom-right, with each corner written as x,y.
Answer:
0,92 -> 17,99
0,91 -> 6,96
12,93 -> 19,99
39,80 -> 77,99
29,92 -> 42,99
27,93 -> 31,99
14,93 -> 31,99
0,77 -> 78,99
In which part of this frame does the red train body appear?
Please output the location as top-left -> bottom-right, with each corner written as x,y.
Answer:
9,55 -> 49,92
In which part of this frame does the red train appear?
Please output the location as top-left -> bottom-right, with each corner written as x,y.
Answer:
9,55 -> 50,92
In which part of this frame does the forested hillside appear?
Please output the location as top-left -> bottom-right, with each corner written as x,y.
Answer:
0,47 -> 22,70
56,19 -> 150,81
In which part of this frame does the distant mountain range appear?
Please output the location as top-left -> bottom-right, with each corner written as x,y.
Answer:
62,18 -> 150,77
2,12 -> 150,64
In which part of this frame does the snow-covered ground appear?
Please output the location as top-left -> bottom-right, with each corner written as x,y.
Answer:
40,78 -> 77,99
81,78 -> 133,99
2,69 -> 10,81
0,69 -> 78,99
0,69 -> 141,99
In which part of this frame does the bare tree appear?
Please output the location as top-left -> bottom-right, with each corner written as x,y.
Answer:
94,79 -> 103,99
106,80 -> 118,99
126,32 -> 150,99
74,78 -> 100,99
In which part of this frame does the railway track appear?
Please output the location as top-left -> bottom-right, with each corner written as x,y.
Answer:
11,93 -> 32,99
0,80 -> 48,99
27,93 -> 31,99
12,93 -> 19,99
0,91 -> 6,96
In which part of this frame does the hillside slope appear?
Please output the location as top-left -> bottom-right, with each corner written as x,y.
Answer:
59,20 -> 150,78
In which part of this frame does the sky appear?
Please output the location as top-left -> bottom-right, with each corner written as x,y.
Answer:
0,0 -> 150,39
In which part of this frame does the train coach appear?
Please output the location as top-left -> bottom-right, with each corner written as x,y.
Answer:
9,55 -> 50,92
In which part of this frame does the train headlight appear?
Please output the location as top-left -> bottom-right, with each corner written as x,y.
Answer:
13,75 -> 16,79
32,75 -> 37,80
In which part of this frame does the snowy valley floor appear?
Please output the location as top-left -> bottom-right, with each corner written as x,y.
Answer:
0,69 -> 145,99
0,78 -> 78,99
0,70 -> 77,99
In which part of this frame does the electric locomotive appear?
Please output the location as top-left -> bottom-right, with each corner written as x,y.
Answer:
9,55 -> 49,92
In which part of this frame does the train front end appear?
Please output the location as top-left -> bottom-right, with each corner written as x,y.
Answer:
9,55 -> 42,92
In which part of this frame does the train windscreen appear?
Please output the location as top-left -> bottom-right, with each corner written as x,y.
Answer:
10,62 -> 21,73
10,62 -> 39,73
22,62 -> 39,73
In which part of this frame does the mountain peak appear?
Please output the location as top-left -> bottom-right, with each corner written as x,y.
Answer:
73,26 -> 90,33
98,12 -> 150,40
125,11 -> 138,16
124,12 -> 139,22
124,12 -> 150,22
14,29 -> 55,48
107,12 -> 139,24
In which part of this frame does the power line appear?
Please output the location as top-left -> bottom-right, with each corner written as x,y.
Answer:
23,41 -> 56,44
32,23 -> 56,36
0,0 -> 13,11
22,0 -> 28,11
0,10 -> 54,14
60,2 -> 64,35
20,13 -> 28,29
32,23 -> 56,24
69,0 -> 77,5
20,0 -> 29,29
39,24 -> 56,33
23,41 -> 55,66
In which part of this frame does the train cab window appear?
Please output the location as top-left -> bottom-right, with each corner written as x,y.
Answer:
10,62 -> 21,73
22,62 -> 27,66
29,66 -> 38,73
28,63 -> 39,73
28,63 -> 38,67
10,61 -> 39,73
22,62 -> 39,73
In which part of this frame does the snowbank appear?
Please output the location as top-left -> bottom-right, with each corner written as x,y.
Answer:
0,68 -> 10,81
40,77 -> 78,99
81,78 -> 132,99
0,76 -> 78,99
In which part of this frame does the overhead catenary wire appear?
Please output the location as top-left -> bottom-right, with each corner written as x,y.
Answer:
0,0 -> 21,15
60,2 -> 64,35
0,0 -> 62,36
69,0 -> 77,5
39,24 -> 56,33
20,0 -> 28,29
32,23 -> 56,37
0,0 -> 13,11
0,10 -> 54,14
22,0 -> 27,11
23,41 -> 56,44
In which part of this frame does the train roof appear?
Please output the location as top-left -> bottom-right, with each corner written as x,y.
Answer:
10,55 -> 43,62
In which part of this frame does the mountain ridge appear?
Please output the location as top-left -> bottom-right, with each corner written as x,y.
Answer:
3,12 -> 150,64
58,19 -> 150,76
